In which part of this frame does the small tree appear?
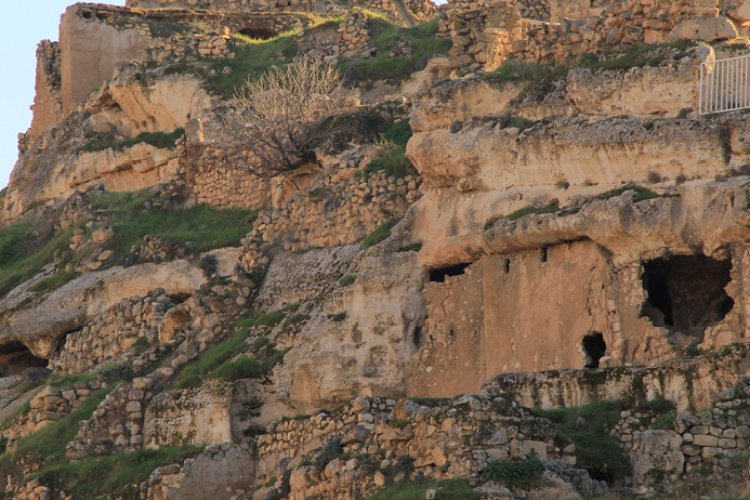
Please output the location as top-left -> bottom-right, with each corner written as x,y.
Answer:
223,59 -> 350,177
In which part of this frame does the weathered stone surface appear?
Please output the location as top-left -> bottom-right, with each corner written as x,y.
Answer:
669,16 -> 738,42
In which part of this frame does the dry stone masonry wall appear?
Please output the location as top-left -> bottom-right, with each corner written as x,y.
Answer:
256,392 -> 577,498
48,292 -> 173,375
2,381 -> 102,446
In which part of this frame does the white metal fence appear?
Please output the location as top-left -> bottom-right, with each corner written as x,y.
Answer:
699,54 -> 750,115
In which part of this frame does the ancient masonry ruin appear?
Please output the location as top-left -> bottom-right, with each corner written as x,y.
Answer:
4,0 -> 750,497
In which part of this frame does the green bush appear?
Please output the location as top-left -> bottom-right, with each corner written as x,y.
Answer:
481,456 -> 545,489
362,221 -> 396,248
383,120 -> 412,147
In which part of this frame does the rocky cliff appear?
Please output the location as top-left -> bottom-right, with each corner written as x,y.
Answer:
2,0 -> 750,498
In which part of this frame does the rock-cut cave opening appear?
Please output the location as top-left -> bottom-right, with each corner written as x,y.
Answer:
0,342 -> 48,377
429,263 -> 470,283
582,332 -> 606,369
641,255 -> 734,337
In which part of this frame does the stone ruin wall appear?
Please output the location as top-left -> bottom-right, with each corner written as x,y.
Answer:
443,0 -> 736,70
28,41 -> 63,138
255,394 -> 570,498
48,292 -> 174,376
57,4 -> 309,117
1,381 -> 103,446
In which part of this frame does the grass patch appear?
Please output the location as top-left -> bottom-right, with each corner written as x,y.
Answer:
8,388 -> 109,467
482,456 -> 545,489
383,120 -> 412,147
175,332 -> 249,388
340,274 -> 357,286
397,242 -> 422,252
0,222 -> 73,296
530,401 -> 631,483
507,202 -> 560,221
205,31 -> 300,97
651,411 -> 677,430
175,327 -> 284,388
578,41 -> 694,71
593,184 -> 659,203
361,144 -> 415,179
484,61 -> 568,86
30,446 -> 201,498
81,128 -> 184,153
328,312 -> 347,322
0,399 -> 32,431
342,18 -> 451,83
46,372 -> 96,388
362,221 -> 396,248
88,189 -> 257,258
29,271 -> 78,294
369,478 -> 479,500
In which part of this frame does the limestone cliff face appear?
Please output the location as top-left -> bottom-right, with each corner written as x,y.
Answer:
5,0 -> 750,498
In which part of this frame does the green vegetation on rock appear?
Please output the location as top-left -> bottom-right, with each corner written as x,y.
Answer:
176,315 -> 285,388
342,17 -> 451,83
362,221 -> 396,248
1,388 -> 109,471
530,401 -> 631,482
0,222 -> 73,295
481,456 -> 545,489
81,128 -> 185,153
30,446 -> 202,498
89,189 -> 258,258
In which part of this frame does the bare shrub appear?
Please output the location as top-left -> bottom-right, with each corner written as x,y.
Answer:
223,59 -> 351,177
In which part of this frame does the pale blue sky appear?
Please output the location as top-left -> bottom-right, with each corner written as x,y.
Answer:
0,1 -> 125,189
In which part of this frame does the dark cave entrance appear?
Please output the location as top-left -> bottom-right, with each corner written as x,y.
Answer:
429,263 -> 470,283
641,255 -> 734,336
238,27 -> 278,40
582,332 -> 606,369
0,343 -> 47,377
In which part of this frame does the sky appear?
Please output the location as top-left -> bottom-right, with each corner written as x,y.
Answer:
0,1 -> 125,189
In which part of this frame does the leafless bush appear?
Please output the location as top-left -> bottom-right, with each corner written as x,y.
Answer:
223,59 -> 351,177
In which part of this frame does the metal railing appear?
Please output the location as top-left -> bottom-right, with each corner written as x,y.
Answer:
699,53 -> 750,115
